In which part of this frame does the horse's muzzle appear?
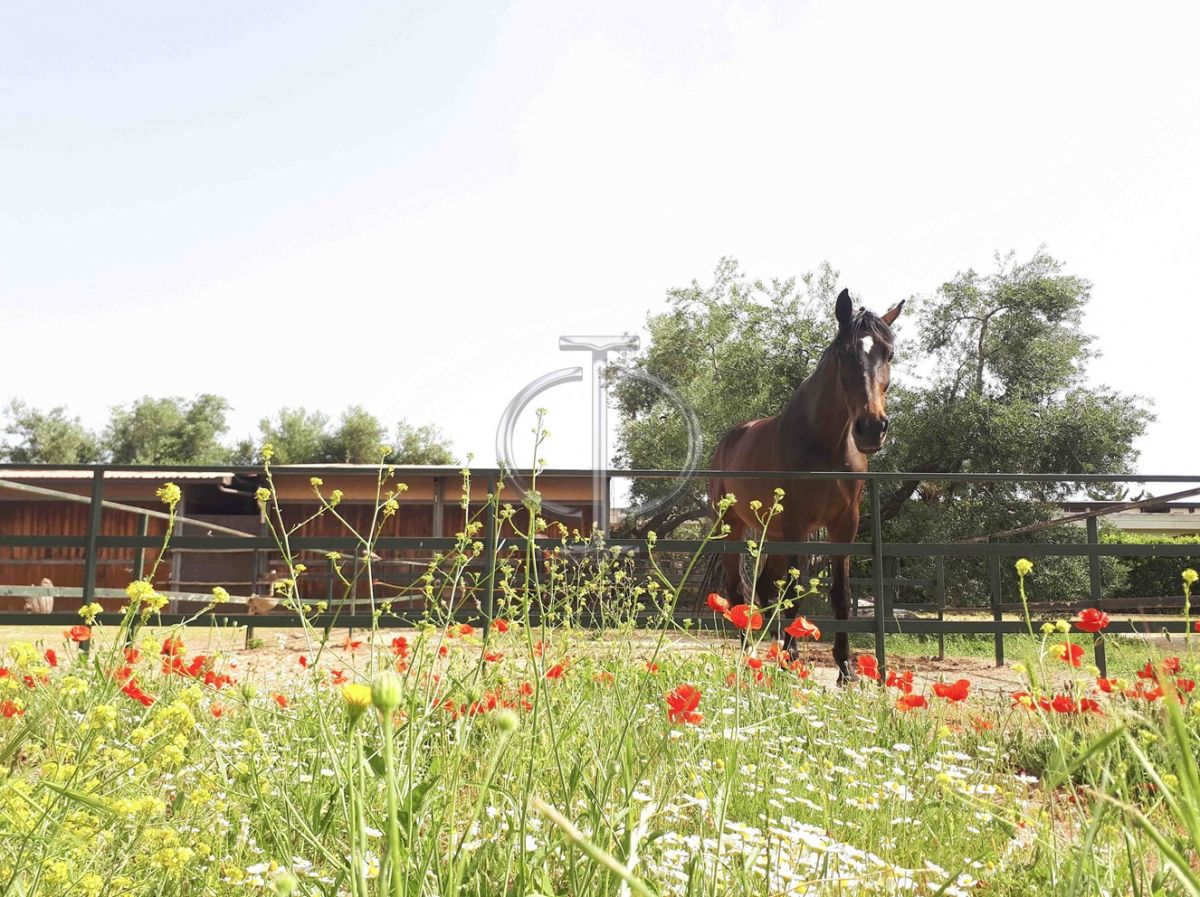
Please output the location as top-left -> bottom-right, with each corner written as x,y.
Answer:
853,416 -> 889,453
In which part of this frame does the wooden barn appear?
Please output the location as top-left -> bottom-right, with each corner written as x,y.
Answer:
0,466 -> 600,614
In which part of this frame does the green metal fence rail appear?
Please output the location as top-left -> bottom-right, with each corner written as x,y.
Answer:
2,463 -> 1198,682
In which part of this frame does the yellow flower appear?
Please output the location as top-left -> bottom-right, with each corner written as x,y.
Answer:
330,489 -> 344,506
261,443 -> 275,461
1183,569 -> 1198,586
1040,622 -> 1055,635
156,483 -> 182,508
342,683 -> 373,720
1015,558 -> 1034,577
309,476 -> 324,487
255,487 -> 272,503
78,602 -> 103,624
212,586 -> 230,604
1055,619 -> 1071,634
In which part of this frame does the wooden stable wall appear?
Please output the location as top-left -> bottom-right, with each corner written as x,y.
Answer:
0,470 -> 598,614
0,500 -> 169,612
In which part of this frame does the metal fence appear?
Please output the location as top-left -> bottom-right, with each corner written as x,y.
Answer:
2,463 -> 1198,680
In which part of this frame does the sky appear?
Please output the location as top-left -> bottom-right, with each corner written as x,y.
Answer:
2,0 -> 1198,480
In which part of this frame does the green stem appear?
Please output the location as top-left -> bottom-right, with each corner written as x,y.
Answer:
381,710 -> 404,897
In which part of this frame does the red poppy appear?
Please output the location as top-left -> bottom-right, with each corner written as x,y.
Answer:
1050,694 -> 1076,714
886,670 -> 914,694
330,669 -> 349,686
44,649 -> 57,668
784,616 -> 821,641
1011,691 -> 1036,710
790,660 -> 812,679
1164,656 -> 1182,674
595,671 -> 614,685
706,593 -> 731,614
1136,662 -> 1156,680
494,618 -> 510,633
520,681 -> 533,696
0,699 -> 23,718
1096,677 -> 1118,693
645,661 -> 659,674
341,637 -> 363,653
298,655 -> 309,669
123,647 -> 140,664
121,679 -> 154,707
210,703 -> 225,718
64,625 -> 91,643
1054,642 -> 1085,667
1075,608 -> 1110,633
390,637 -> 409,657
665,684 -> 703,724
272,693 -> 288,709
971,716 -> 994,732
896,693 -> 927,711
484,652 -> 504,663
161,636 -> 185,657
728,604 -> 763,631
1178,678 -> 1197,694
933,679 -> 971,702
856,655 -> 880,681
545,663 -> 566,680
458,624 -> 475,637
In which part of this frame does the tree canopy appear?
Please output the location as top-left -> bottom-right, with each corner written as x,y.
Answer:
613,250 -> 1152,603
1,400 -> 102,465
1,398 -> 455,466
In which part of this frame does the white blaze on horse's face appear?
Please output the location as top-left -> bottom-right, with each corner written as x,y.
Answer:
860,336 -> 875,356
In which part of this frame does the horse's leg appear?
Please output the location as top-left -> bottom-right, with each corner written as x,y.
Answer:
828,513 -> 859,685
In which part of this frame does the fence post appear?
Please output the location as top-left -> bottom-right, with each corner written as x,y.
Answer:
1087,516 -> 1107,678
989,542 -> 1004,667
869,480 -> 886,682
935,556 -> 946,661
81,469 -> 105,655
482,473 -> 499,631
133,513 -> 148,581
324,554 -> 336,641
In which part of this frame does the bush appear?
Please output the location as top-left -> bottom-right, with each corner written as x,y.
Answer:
1103,531 -> 1200,599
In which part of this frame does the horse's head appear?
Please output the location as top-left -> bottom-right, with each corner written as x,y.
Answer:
833,288 -> 904,454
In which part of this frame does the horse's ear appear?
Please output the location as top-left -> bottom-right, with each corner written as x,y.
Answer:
835,289 -> 853,333
881,299 -> 905,326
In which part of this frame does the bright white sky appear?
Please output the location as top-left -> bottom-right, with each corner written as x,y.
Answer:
2,1 -> 1198,478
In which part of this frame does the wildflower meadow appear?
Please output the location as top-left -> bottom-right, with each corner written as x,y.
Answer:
3,458 -> 1200,896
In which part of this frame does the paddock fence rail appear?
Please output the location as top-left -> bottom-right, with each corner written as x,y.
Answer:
2,464 -> 1199,680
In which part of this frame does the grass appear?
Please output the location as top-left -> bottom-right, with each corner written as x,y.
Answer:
3,459 -> 1200,896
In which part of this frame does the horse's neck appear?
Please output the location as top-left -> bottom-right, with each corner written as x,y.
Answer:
779,352 -> 854,467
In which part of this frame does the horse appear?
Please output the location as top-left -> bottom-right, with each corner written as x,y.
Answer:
707,288 -> 903,682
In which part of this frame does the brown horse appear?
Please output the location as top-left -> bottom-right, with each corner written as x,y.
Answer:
707,289 -> 903,682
